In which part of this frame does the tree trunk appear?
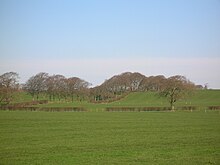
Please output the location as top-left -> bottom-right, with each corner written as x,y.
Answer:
170,92 -> 175,111
72,95 -> 74,102
171,105 -> 175,111
170,102 -> 175,111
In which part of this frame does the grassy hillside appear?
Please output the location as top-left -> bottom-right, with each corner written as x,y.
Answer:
9,90 -> 220,111
111,90 -> 220,107
12,91 -> 48,103
182,89 -> 220,106
0,111 -> 219,164
110,92 -> 168,107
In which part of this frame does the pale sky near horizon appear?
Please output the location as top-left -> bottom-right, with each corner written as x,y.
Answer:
0,0 -> 220,88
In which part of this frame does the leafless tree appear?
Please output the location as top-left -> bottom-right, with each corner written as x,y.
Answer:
129,72 -> 145,91
90,72 -> 145,102
24,72 -> 49,100
0,72 -> 19,105
160,75 -> 195,111
46,75 -> 56,101
66,77 -> 90,102
51,74 -> 67,101
101,72 -> 145,96
139,75 -> 166,92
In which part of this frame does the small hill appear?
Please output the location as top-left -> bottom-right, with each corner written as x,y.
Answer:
110,89 -> 220,107
181,89 -> 220,106
110,92 -> 168,107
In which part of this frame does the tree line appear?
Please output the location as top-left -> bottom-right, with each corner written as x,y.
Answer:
23,72 -> 90,102
0,71 -> 201,110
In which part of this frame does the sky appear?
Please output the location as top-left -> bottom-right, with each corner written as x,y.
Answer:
0,0 -> 220,88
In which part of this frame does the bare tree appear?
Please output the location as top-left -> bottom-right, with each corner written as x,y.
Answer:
139,75 -> 166,92
24,72 -> 49,100
101,72 -> 145,96
45,74 -> 66,101
129,72 -> 145,91
66,77 -> 90,102
160,75 -> 195,111
0,72 -> 19,105
46,75 -> 56,101
51,74 -> 67,101
89,72 -> 145,102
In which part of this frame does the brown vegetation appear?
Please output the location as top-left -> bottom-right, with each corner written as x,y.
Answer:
1,71 -> 200,108
0,72 -> 19,105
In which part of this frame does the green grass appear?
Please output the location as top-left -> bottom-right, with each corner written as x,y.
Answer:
0,111 -> 219,164
110,92 -> 169,107
31,90 -> 220,111
111,90 -> 220,107
182,90 -> 220,106
12,91 -> 48,103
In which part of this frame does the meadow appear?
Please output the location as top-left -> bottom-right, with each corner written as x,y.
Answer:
31,89 -> 220,111
0,111 -> 219,164
0,90 -> 220,164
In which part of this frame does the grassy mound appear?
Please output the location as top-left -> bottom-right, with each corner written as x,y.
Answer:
111,90 -> 220,107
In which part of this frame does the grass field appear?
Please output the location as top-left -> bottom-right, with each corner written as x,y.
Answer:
112,90 -> 220,107
0,111 -> 219,164
29,90 -> 220,111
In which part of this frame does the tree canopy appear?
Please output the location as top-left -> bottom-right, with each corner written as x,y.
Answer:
0,72 -> 19,105
0,71 -> 200,105
159,75 -> 195,110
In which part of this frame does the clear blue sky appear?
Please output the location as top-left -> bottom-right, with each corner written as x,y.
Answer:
0,0 -> 220,88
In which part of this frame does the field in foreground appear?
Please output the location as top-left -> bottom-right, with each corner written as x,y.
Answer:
0,111 -> 219,164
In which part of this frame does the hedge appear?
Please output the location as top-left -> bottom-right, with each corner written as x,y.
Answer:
208,106 -> 220,110
0,106 -> 87,112
106,107 -> 170,112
